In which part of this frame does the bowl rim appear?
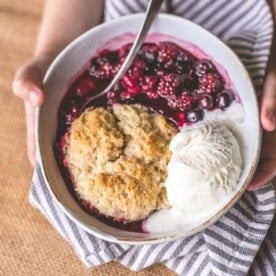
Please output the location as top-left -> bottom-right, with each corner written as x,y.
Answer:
36,13 -> 261,245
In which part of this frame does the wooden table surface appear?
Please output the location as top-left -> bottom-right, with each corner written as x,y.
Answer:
0,1 -> 176,275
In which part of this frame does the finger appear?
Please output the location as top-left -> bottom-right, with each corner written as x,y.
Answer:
24,101 -> 36,167
13,62 -> 45,107
260,73 -> 276,131
247,160 -> 276,191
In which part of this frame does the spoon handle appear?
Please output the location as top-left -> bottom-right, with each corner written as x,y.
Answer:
108,0 -> 164,85
81,0 -> 163,112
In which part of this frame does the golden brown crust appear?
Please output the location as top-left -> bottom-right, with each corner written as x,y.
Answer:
66,104 -> 176,222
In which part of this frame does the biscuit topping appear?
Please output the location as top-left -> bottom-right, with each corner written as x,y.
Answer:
65,104 -> 176,222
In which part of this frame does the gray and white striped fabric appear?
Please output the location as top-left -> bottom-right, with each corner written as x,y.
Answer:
30,0 -> 276,275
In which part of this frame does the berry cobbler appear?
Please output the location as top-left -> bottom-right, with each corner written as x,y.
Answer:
55,36 -> 236,232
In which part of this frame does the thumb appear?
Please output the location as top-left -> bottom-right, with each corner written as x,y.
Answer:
260,71 -> 276,131
13,55 -> 53,106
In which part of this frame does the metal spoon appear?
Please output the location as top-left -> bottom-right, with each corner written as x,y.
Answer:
80,0 -> 164,113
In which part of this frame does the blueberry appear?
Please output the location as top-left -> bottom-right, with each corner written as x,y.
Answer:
186,109 -> 204,123
216,90 -> 234,109
195,60 -> 215,77
198,94 -> 214,110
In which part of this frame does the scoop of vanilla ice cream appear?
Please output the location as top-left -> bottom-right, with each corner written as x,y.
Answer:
164,120 -> 242,215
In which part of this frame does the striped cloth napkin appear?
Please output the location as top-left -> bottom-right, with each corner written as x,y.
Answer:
30,0 -> 276,275
30,162 -> 275,275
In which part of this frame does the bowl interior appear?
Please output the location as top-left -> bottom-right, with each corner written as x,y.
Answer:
37,13 -> 260,244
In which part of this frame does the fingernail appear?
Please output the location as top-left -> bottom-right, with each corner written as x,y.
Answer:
29,90 -> 40,105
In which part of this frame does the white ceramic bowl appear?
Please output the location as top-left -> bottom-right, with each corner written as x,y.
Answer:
36,13 -> 261,244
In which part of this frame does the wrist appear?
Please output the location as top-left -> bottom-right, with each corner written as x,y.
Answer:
33,52 -> 56,63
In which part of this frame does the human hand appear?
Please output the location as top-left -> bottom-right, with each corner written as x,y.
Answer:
247,69 -> 276,191
13,54 -> 55,167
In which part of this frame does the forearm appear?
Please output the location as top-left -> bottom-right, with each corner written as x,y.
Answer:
35,0 -> 104,58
